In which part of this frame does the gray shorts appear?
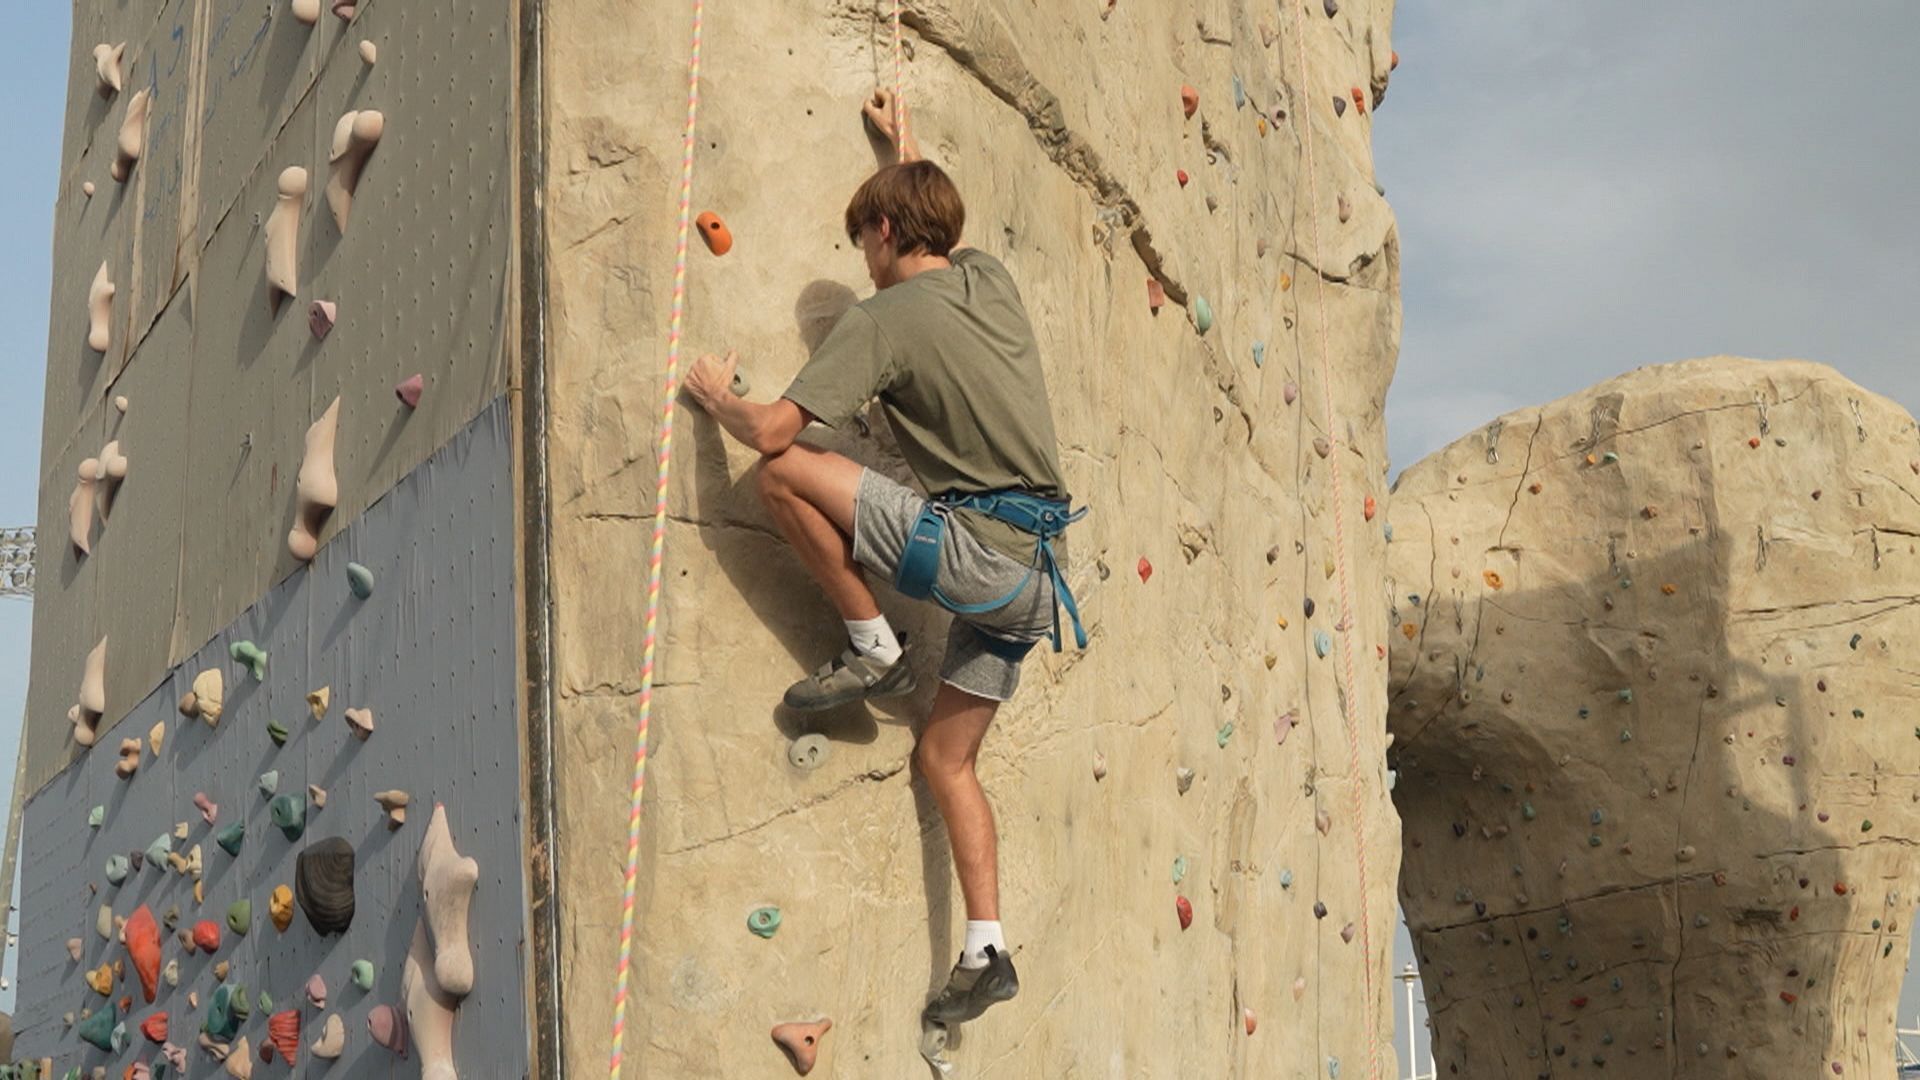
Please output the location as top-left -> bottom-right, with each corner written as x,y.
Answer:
851,469 -> 1063,702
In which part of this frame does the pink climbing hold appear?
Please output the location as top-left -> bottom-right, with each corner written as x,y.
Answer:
1146,278 -> 1166,311
1284,381 -> 1299,405
1138,556 -> 1152,583
194,792 -> 218,825
1175,895 -> 1193,930
395,374 -> 425,409
1180,84 -> 1199,119
369,1004 -> 409,1057
1243,1007 -> 1257,1035
308,300 -> 337,340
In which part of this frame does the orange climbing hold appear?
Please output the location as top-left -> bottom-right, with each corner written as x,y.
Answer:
1401,622 -> 1417,640
696,212 -> 732,256
1363,495 -> 1376,521
1391,50 -> 1400,71
771,1019 -> 832,1076
1280,272 -> 1293,292
1661,583 -> 1677,595
1748,436 -> 1762,448
1528,482 -> 1542,494
126,904 -> 161,1003
1351,87 -> 1366,114
1781,991 -> 1799,1005
1180,84 -> 1199,119
1482,570 -> 1504,590
1243,1007 -> 1257,1035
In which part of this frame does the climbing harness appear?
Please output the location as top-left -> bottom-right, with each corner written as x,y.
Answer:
1289,0 -> 1382,1075
893,491 -> 1090,658
608,0 -> 703,1073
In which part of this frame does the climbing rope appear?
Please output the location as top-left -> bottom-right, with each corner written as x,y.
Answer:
1287,3 -> 1382,1078
891,0 -> 910,148
607,0 -> 703,1074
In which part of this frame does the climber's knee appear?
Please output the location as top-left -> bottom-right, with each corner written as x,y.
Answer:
754,443 -> 862,533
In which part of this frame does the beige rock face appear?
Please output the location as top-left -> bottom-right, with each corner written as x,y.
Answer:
546,0 -> 1402,1075
1387,358 -> 1920,1078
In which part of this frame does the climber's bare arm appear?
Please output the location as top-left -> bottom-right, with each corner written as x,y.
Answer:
684,351 -> 809,455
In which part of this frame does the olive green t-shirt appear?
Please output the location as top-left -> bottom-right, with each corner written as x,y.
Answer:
782,247 -> 1068,561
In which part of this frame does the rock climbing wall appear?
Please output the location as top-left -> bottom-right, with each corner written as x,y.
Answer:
1386,358 -> 1920,1078
19,0 -> 529,1074
544,0 -> 1403,1075
13,402 -> 529,1074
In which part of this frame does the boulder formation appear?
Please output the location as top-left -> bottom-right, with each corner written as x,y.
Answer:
1387,357 -> 1920,1078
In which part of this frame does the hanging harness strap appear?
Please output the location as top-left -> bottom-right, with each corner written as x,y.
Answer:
893,489 -> 1089,657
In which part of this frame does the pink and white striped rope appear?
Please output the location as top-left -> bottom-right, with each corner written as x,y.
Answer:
608,0 -> 704,1074
892,0 -> 909,148
1289,2 -> 1382,1077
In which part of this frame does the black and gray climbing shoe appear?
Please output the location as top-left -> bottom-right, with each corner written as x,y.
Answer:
922,945 -> 1020,1025
782,635 -> 915,712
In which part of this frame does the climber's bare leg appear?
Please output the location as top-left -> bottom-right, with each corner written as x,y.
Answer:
914,682 -> 1000,921
757,443 -> 881,621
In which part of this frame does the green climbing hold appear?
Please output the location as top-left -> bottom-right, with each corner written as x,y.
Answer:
258,770 -> 279,797
1522,802 -> 1535,821
1590,809 -> 1605,825
270,793 -> 307,841
230,640 -> 268,681
1617,688 -> 1633,703
1861,819 -> 1873,833
258,989 -> 273,1012
1852,708 -> 1865,719
267,716 -> 290,746
1172,855 -> 1188,884
1216,721 -> 1234,748
1619,729 -> 1633,742
747,906 -> 783,939
88,805 -> 104,828
1601,451 -> 1618,464
1314,630 -> 1333,658
1194,296 -> 1214,334
350,959 -> 375,990
105,854 -> 130,885
1849,633 -> 1862,649
77,1000 -> 117,1050
215,821 -> 245,857
1577,706 -> 1590,719
229,984 -> 252,1025
346,562 -> 375,599
227,899 -> 252,936
146,833 -> 172,864
1588,834 -> 1602,847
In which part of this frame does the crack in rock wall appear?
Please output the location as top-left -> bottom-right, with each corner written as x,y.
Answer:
545,0 -> 1403,1075
1387,357 -> 1920,1079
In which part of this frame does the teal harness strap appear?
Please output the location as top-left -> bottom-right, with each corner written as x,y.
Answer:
891,490 -> 1090,655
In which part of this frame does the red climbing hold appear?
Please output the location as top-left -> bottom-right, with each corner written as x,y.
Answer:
1175,895 -> 1193,930
140,1012 -> 168,1044
1363,495 -> 1376,521
696,211 -> 733,256
1780,991 -> 1798,1005
1571,997 -> 1588,1009
268,1009 -> 301,1065
1177,169 -> 1190,188
1146,278 -> 1166,311
1748,436 -> 1762,448
191,920 -> 222,953
1790,905 -> 1800,921
1180,85 -> 1199,119
1391,50 -> 1400,71
1138,557 -> 1153,583
1834,882 -> 1849,895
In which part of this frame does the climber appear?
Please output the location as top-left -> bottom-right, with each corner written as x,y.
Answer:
681,88 -> 1085,1030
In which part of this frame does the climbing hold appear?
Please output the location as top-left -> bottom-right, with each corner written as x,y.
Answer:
1175,895 -> 1193,930
1316,807 -> 1331,835
1337,195 -> 1352,224
311,1013 -> 346,1059
1340,922 -> 1355,943
77,1001 -> 117,1051
351,960 -> 376,990
269,886 -> 294,933
94,42 -> 127,96
368,1004 -> 409,1057
288,397 -> 341,561
1401,622 -> 1417,640
86,962 -> 114,995
90,805 -> 105,828
296,837 -> 357,935
344,706 -> 376,739
1137,556 -> 1152,583
1091,752 -> 1107,781
1284,381 -> 1298,405
266,1011 -> 299,1066
163,958 -> 179,986
1180,84 -> 1199,119
230,641 -> 267,682
116,737 -> 143,778
1232,74 -> 1246,110
1146,278 -> 1166,311
1194,296 -> 1213,333
1391,50 -> 1400,70
87,263 -> 115,355
266,717 -> 289,746
1364,495 -> 1376,521
393,372 -> 427,410
191,920 -> 221,953
1216,721 -> 1234,747
1332,95 -> 1347,117
1279,869 -> 1294,889
126,905 -> 160,1002
1252,341 -> 1266,368
305,975 -> 328,1009
306,686 -> 330,721
359,39 -> 378,65
418,804 -> 481,997
181,668 -> 225,724
1175,766 -> 1195,794
1862,819 -> 1874,832
375,790 -> 410,828
106,855 -> 130,885
1617,688 -> 1633,703
1313,436 -> 1331,458
68,936 -> 83,960
1323,0 -> 1338,14
695,211 -> 733,256
1176,168 -> 1190,188
1313,901 -> 1328,919
1483,570 -> 1503,590
748,906 -> 783,939
263,166 -> 307,303
111,89 -> 151,183
1351,88 -> 1367,115
1172,855 -> 1188,884
258,770 -> 279,797
788,733 -> 830,771
1313,630 -> 1332,658
308,300 -> 336,340
141,1012 -> 168,1044
326,111 -> 384,233
224,1036 -> 254,1078
1274,712 -> 1297,745
226,900 -> 251,937
772,1019 -> 832,1076
215,822 -> 244,857
270,794 -> 307,840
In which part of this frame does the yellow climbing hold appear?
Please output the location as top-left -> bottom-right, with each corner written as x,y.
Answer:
1280,273 -> 1293,292
1276,615 -> 1289,630
1661,583 -> 1678,595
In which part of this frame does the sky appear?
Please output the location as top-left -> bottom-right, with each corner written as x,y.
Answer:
0,0 -> 1913,1060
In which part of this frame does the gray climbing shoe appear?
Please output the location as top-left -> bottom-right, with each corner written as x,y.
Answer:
922,945 -> 1019,1025
782,636 -> 915,712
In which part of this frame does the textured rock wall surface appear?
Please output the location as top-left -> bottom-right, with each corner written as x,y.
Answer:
1387,358 -> 1920,1078
546,0 -> 1402,1075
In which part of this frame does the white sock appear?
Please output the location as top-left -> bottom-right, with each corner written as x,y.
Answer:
845,614 -> 902,664
961,920 -> 1005,969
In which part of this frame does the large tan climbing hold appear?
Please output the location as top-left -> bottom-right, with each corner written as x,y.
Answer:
310,1013 -> 345,1058
265,167 -> 307,303
290,0 -> 321,25
93,44 -> 126,96
403,919 -> 459,1080
111,90 -> 150,183
95,441 -> 129,487
344,706 -> 374,739
358,40 -> 378,65
288,396 -> 340,560
179,668 -> 225,725
115,737 -> 142,779
88,262 -> 115,353
224,1036 -> 254,1078
418,804 -> 479,998
70,636 -> 107,746
68,462 -> 97,555
326,111 -> 384,233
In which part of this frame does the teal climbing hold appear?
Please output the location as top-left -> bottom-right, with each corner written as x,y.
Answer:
1521,803 -> 1536,821
748,906 -> 783,938
1172,855 -> 1188,885
230,640 -> 268,681
1383,523 -> 1393,541
270,793 -> 307,841
1588,835 -> 1603,847
227,899 -> 252,936
346,562 -> 375,599
145,833 -> 171,865
1601,451 -> 1618,464
258,770 -> 279,797
88,805 -> 104,828
105,854 -> 130,885
1279,868 -> 1293,889
1252,341 -> 1266,368
77,1001 -> 116,1050
204,984 -> 238,1037
267,716 -> 289,746
1577,706 -> 1590,719
1314,630 -> 1332,658
1590,809 -> 1605,825
350,959 -> 375,990
215,821 -> 245,857
1193,296 -> 1214,334
1216,721 -> 1234,748
1232,74 -> 1246,109
1328,1056 -> 1340,1079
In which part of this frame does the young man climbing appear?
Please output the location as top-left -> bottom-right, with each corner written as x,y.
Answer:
681,89 -> 1086,1030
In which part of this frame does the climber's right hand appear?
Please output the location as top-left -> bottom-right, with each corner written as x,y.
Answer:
863,89 -> 919,162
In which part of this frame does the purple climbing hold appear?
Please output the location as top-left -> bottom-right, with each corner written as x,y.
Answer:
1324,0 -> 1338,14
1313,900 -> 1328,919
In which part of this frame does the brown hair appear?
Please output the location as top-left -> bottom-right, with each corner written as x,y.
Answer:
844,161 -> 965,257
